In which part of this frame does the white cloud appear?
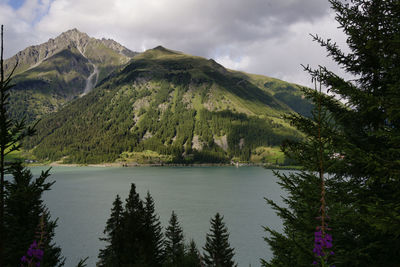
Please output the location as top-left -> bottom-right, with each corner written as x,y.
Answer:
17,0 -> 51,22
215,55 -> 251,71
1,0 -> 351,86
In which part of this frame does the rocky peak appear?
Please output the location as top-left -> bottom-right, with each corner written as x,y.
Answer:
4,29 -> 135,75
63,28 -> 82,35
58,28 -> 90,48
100,38 -> 137,57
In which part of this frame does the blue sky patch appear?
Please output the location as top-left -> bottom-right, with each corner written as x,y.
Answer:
8,0 -> 25,10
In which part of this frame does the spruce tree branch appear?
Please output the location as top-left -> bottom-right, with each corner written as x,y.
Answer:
3,61 -> 18,88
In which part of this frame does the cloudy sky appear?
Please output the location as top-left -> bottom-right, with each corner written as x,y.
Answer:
0,0 -> 350,87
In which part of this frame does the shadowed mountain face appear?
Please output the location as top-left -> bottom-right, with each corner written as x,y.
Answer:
5,28 -> 137,123
25,46 -> 312,164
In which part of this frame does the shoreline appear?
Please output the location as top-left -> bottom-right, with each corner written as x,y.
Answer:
26,161 -> 301,170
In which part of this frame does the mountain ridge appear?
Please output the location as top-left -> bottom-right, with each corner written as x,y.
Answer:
3,29 -> 313,164
23,44 -> 312,164
6,28 -> 138,123
4,28 -> 135,75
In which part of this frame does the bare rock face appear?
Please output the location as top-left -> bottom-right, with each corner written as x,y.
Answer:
5,29 -> 84,75
4,28 -> 136,76
100,38 -> 137,58
214,135 -> 228,151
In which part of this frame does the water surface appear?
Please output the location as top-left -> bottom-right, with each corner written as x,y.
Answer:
29,166 -> 286,267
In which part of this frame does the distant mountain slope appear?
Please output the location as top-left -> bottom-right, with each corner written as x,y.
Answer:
5,29 -> 137,123
25,46 -> 311,164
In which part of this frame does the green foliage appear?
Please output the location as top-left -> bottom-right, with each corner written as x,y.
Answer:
4,163 -> 65,267
122,184 -> 146,265
98,184 -> 238,267
6,35 -> 134,124
164,211 -> 185,267
98,195 -> 124,267
76,257 -> 89,267
143,192 -> 165,266
203,213 -> 236,267
98,185 -> 166,267
183,240 -> 202,267
262,171 -> 322,266
264,0 -> 400,266
0,25 -> 63,266
272,86 -> 313,118
249,146 -> 286,165
24,48 -> 306,164
8,49 -> 90,124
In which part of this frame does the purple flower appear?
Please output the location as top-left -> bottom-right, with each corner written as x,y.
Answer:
21,240 -> 44,267
21,256 -> 28,263
313,228 -> 334,265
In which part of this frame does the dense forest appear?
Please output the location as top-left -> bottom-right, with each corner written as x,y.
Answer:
24,47 -> 308,164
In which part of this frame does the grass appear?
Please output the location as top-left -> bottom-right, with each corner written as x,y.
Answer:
117,150 -> 173,164
5,150 -> 24,162
250,146 -> 286,164
4,148 -> 36,163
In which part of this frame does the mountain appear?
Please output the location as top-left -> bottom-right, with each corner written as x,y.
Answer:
5,28 -> 137,123
24,46 -> 312,164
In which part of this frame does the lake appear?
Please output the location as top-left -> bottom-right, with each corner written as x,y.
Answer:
28,166 -> 286,267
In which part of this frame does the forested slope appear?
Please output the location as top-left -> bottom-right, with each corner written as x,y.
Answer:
25,46 -> 311,164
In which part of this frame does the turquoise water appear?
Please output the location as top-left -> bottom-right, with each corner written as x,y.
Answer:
29,166 -> 286,267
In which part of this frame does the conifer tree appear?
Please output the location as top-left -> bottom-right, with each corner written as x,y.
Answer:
183,239 -> 202,267
143,191 -> 164,266
4,163 -> 64,267
203,213 -> 236,267
164,211 -> 185,267
99,186 -> 168,267
0,25 -> 63,266
122,183 -> 145,265
264,0 -> 400,266
98,195 -> 124,267
313,0 -> 400,246
76,257 -> 89,267
262,80 -> 334,266
0,24 -> 36,265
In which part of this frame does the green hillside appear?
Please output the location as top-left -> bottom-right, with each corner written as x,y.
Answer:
23,46 -> 311,164
8,48 -> 90,122
6,29 -> 136,123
